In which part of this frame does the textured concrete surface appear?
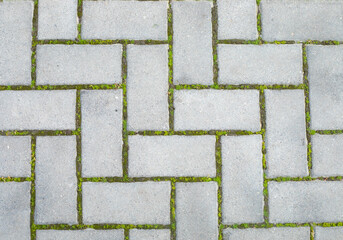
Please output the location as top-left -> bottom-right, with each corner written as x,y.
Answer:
2,0 -> 343,239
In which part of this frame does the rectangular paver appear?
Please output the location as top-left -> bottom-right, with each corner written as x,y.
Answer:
0,182 -> 31,240
218,44 -> 303,85
172,1 -> 213,84
82,1 -> 168,40
0,136 -> 31,177
127,45 -> 169,131
218,0 -> 258,40
35,136 -> 77,224
265,90 -> 308,177
315,227 -> 343,240
0,1 -> 33,85
37,45 -> 122,85
38,0 -> 78,39
36,230 -> 124,240
307,45 -> 343,130
223,227 -> 310,240
176,182 -> 218,240
0,90 -> 76,130
128,135 -> 216,177
81,90 -> 122,177
261,0 -> 343,41
312,134 -> 343,177
174,90 -> 260,131
269,181 -> 343,223
222,135 -> 264,224
130,229 -> 170,240
83,182 -> 170,224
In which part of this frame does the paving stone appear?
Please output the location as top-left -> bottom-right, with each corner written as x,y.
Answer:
37,45 -> 122,85
127,45 -> 169,131
0,90 -> 76,130
265,90 -> 308,177
223,227 -> 310,240
174,90 -> 260,131
218,44 -> 303,85
172,1 -> 213,85
81,90 -> 122,177
82,1 -> 168,40
35,136 -> 77,224
130,229 -> 170,240
311,134 -> 343,177
0,1 -> 33,85
0,136 -> 31,177
315,227 -> 343,240
176,182 -> 218,240
0,182 -> 30,240
269,181 -> 343,223
83,182 -> 170,224
128,135 -> 216,177
222,135 -> 264,224
261,0 -> 343,41
38,0 -> 78,39
36,229 -> 124,240
307,45 -> 343,130
217,0 -> 257,40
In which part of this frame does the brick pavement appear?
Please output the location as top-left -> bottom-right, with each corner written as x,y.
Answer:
1,0 -> 343,239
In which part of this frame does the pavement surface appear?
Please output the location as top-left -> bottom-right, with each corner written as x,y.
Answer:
1,0 -> 343,239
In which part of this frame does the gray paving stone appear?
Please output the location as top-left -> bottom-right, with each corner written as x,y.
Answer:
83,182 -> 170,224
222,135 -> 264,224
128,135 -> 216,177
261,0 -> 343,41
223,227 -> 310,240
218,44 -> 303,85
35,136 -> 77,224
269,181 -> 343,223
81,90 -> 122,177
82,1 -> 168,40
38,0 -> 78,40
172,1 -> 213,85
176,182 -> 218,240
0,136 -> 31,177
127,45 -> 169,131
0,1 -> 33,85
130,229 -> 170,240
311,134 -> 343,177
36,229 -> 124,240
217,0 -> 257,40
0,90 -> 76,130
174,90 -> 260,131
0,182 -> 31,240
307,45 -> 343,130
265,90 -> 308,177
315,227 -> 343,240
37,45 -> 122,85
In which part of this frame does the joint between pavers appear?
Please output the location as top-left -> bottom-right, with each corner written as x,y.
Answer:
36,39 -> 169,45
174,84 -> 305,90
302,44 -> 313,177
0,130 -> 80,137
170,180 -> 176,240
77,0 -> 83,41
168,0 -> 174,131
215,134 -> 223,240
266,176 -> 343,182
217,39 -> 342,45
128,130 -> 263,136
211,0 -> 219,86
75,90 -> 83,224
122,43 -> 129,179
31,0 -> 39,89
81,177 -> 218,183
259,89 -> 269,225
124,228 -> 129,240
30,136 -> 37,240
33,223 -> 170,230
